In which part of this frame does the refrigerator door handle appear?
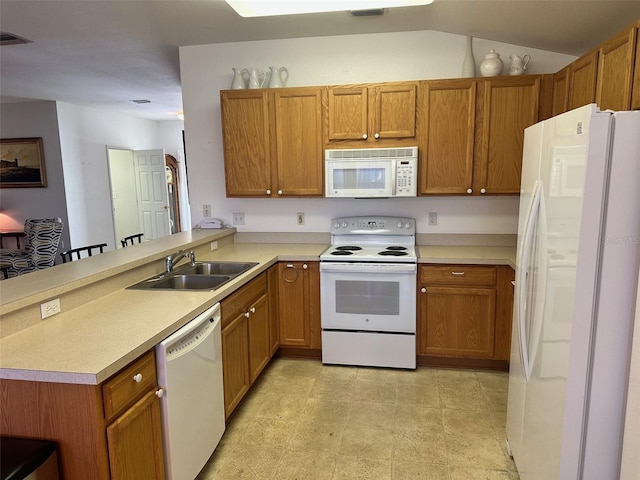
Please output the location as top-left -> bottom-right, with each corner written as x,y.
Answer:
518,180 -> 543,381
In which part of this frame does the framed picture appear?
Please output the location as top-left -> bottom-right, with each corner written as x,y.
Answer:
0,137 -> 47,188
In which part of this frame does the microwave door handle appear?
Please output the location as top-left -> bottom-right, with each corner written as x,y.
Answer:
391,163 -> 397,196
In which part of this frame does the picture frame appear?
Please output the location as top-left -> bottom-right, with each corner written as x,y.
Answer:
0,137 -> 47,188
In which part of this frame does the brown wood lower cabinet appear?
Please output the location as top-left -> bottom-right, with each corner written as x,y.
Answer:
277,261 -> 321,355
220,271 -> 274,419
417,264 -> 514,369
0,350 -> 165,480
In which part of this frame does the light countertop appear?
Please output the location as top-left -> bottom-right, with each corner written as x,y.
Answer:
0,237 -> 515,386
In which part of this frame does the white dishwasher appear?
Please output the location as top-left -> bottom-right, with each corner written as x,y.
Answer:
156,303 -> 225,480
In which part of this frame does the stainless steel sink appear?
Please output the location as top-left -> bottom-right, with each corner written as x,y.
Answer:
127,261 -> 258,291
150,274 -> 231,290
181,261 -> 258,276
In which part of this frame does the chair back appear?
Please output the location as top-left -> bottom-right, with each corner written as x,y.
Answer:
121,233 -> 144,248
24,218 -> 64,269
60,243 -> 107,263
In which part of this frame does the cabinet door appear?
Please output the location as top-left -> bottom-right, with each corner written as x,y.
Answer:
106,390 -> 165,480
420,286 -> 496,358
326,86 -> 368,141
278,262 -> 320,348
220,90 -> 273,196
568,50 -> 598,110
419,79 -> 476,194
596,26 -> 637,111
371,83 -> 417,139
477,76 -> 540,195
221,313 -> 249,419
633,23 -> 640,110
247,293 -> 270,383
274,88 -> 324,196
552,66 -> 570,116
267,264 -> 280,356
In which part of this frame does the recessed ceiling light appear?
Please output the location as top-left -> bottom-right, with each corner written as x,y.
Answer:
225,0 -> 434,17
131,99 -> 151,104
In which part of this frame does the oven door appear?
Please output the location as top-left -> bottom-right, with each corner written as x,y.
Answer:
320,262 -> 416,333
325,159 -> 394,197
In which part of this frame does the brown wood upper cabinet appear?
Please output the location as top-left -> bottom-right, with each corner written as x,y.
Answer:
553,21 -> 639,114
419,76 -> 540,196
596,25 -> 637,111
325,82 -> 417,146
220,87 -> 323,197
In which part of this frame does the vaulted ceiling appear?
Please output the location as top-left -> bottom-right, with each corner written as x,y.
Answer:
1,0 -> 638,120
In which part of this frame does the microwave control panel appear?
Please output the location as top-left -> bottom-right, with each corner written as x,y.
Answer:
395,158 -> 417,197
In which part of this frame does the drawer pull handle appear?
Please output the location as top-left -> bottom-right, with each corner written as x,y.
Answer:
451,272 -> 465,276
155,389 -> 164,398
133,373 -> 143,383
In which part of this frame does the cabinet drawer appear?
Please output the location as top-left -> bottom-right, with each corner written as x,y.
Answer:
420,265 -> 496,286
103,350 -> 157,421
221,273 -> 267,328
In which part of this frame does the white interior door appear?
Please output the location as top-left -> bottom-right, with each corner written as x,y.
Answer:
133,149 -> 170,240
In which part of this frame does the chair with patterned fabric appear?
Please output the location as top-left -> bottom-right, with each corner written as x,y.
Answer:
0,218 -> 64,278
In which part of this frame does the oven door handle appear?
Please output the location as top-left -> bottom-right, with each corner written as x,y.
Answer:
319,262 -> 417,273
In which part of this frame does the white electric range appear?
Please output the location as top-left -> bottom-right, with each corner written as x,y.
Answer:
319,216 -> 417,369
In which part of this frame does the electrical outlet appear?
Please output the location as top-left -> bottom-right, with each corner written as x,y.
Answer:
40,298 -> 61,319
428,212 -> 438,226
297,212 -> 305,225
232,212 -> 245,225
203,204 -> 211,217
210,241 -> 218,250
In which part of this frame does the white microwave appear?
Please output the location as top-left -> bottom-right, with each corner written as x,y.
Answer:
324,146 -> 418,198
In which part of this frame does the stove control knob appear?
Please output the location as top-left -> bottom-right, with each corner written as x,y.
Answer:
404,221 -> 412,229
333,220 -> 340,228
397,221 -> 403,228
341,221 -> 348,228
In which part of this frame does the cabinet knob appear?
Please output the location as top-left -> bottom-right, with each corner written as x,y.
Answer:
250,307 -> 256,313
302,263 -> 308,270
245,311 -> 250,318
466,188 -> 473,194
362,133 -> 368,139
480,188 -> 486,194
266,189 -> 271,195
421,287 -> 426,293
133,373 -> 143,383
277,190 -> 283,195
155,389 -> 164,398
374,133 -> 380,139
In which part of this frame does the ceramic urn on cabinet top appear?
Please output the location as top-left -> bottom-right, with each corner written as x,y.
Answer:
480,50 -> 504,77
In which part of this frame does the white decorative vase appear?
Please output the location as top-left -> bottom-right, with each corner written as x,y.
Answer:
461,36 -> 475,78
480,50 -> 504,77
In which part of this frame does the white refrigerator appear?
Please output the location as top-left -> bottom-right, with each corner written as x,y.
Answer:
506,104 -> 640,480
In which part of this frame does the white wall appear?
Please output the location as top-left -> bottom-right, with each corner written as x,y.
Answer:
56,102 -> 185,248
179,30 -> 576,235
0,101 -> 71,251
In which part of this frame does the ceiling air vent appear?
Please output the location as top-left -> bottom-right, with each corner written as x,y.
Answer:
349,8 -> 385,16
0,32 -> 33,46
131,99 -> 151,104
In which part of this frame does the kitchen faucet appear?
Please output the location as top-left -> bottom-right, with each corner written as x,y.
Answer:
165,250 -> 195,273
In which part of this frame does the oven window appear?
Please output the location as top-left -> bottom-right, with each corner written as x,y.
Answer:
335,280 -> 399,315
332,168 -> 386,190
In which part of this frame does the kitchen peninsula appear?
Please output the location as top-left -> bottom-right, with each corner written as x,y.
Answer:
0,229 -> 515,480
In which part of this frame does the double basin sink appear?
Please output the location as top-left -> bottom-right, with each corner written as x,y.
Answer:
128,261 -> 258,291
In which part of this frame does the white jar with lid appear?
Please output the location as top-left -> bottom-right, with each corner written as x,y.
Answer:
480,50 -> 504,77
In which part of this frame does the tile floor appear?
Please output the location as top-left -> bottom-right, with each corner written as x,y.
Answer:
196,357 -> 520,480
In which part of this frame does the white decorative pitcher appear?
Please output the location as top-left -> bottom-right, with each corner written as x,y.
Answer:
231,67 -> 249,89
508,54 -> 531,76
248,68 -> 266,89
268,66 -> 289,88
